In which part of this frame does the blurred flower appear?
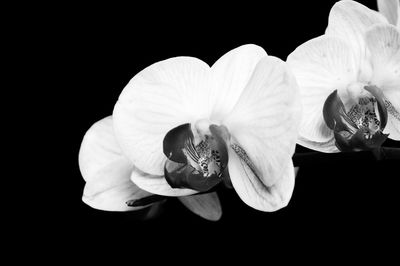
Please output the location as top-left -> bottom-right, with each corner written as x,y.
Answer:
287,0 -> 400,152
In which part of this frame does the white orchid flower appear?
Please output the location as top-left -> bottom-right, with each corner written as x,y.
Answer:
287,0 -> 400,152
78,43 -> 302,213
79,116 -> 222,221
378,0 -> 400,27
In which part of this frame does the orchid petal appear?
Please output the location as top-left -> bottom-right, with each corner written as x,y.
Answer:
294,167 -> 299,178
228,152 -> 296,212
326,0 -> 387,69
113,57 -> 211,176
384,115 -> 400,140
209,44 -> 267,121
364,85 -> 389,130
287,35 -> 358,147
384,87 -> 400,113
366,24 -> 400,91
383,90 -> 400,140
130,163 -> 197,196
79,116 -> 152,211
377,0 -> 399,26
383,86 -> 400,139
178,192 -> 222,221
297,135 -> 340,153
365,23 -> 400,140
222,56 -> 299,211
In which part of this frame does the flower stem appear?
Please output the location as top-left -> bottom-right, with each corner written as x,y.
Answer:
292,147 -> 400,166
128,148 -> 399,206
126,194 -> 167,207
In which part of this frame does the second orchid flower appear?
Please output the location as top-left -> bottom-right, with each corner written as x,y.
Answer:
287,0 -> 400,152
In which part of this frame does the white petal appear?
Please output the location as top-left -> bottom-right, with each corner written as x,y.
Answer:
297,135 -> 340,153
383,89 -> 400,140
113,57 -> 211,176
222,56 -> 299,211
381,91 -> 400,137
130,164 -> 197,196
178,192 -> 222,221
287,35 -> 358,143
326,0 -> 388,68
209,44 -> 267,121
366,24 -> 400,90
384,115 -> 400,140
228,152 -> 296,212
377,0 -> 399,25
383,81 -> 400,118
365,23 -> 400,140
79,116 -> 152,211
294,167 -> 300,178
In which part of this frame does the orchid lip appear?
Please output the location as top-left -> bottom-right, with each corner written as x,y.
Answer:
323,86 -> 389,152
163,123 -> 194,164
162,122 -> 229,192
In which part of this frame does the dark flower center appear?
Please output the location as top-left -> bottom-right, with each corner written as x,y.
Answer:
323,85 -> 389,152
163,123 -> 229,192
346,97 -> 381,137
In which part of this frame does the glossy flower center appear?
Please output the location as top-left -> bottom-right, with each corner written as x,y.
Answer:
183,135 -> 223,179
163,121 -> 228,192
323,85 -> 389,151
346,97 -> 381,138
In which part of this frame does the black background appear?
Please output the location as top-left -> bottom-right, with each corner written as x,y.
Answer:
40,0 -> 399,257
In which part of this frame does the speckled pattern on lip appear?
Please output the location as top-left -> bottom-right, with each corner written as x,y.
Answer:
323,86 -> 389,152
163,123 -> 228,192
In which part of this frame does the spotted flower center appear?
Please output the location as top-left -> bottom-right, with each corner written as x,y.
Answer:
162,122 -> 228,192
346,97 -> 381,138
183,136 -> 223,179
323,85 -> 389,151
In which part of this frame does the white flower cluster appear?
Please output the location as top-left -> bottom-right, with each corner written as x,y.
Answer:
78,0 -> 399,221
